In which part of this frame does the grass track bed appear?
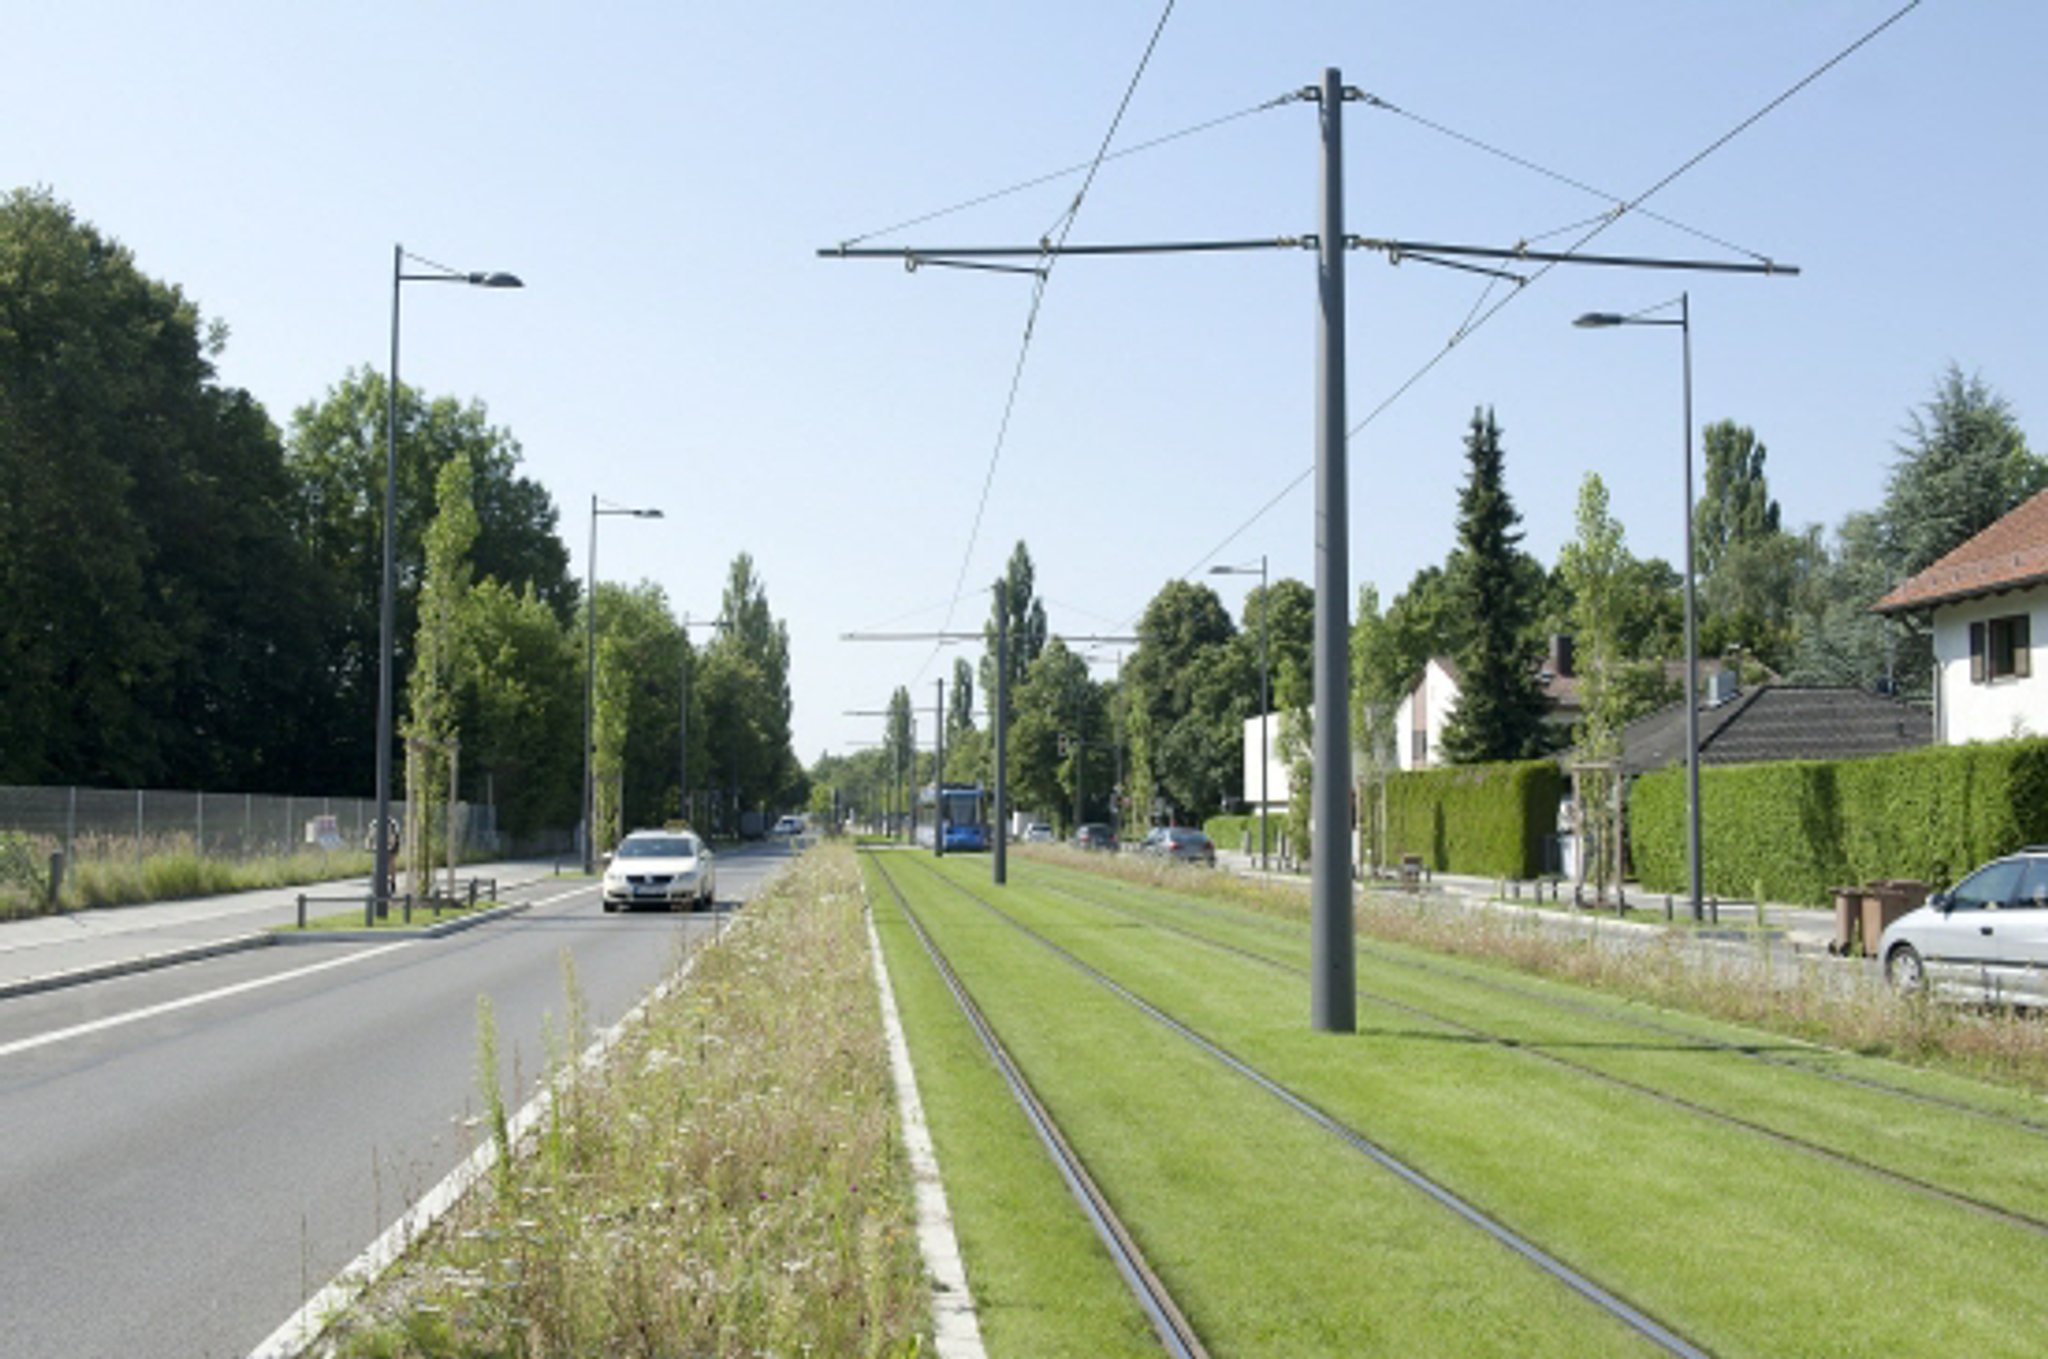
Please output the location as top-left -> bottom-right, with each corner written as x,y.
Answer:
1027,865 -> 2048,1227
898,852 -> 2048,1357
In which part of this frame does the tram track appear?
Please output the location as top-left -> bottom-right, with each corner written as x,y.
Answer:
1055,862 -> 2048,1140
884,851 -> 1713,1359
865,851 -> 1209,1359
1019,864 -> 2048,1242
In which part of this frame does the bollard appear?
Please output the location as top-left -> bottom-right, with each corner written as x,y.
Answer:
48,850 -> 64,910
1573,884 -> 1584,909
468,878 -> 478,908
403,893 -> 412,925
1709,896 -> 1720,924
1665,894 -> 1674,921
297,892 -> 307,929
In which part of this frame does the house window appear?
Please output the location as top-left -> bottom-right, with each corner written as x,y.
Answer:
1969,615 -> 2032,683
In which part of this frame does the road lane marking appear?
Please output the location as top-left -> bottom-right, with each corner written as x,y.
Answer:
0,942 -> 417,1059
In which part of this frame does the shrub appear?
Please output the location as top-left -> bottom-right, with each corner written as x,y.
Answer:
1383,759 -> 1564,879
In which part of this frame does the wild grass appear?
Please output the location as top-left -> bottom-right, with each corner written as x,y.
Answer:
316,842 -> 928,1359
1020,843 -> 2048,1096
0,830 -> 376,918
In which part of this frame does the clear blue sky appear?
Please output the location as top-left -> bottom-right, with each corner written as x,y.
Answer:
11,2 -> 2042,764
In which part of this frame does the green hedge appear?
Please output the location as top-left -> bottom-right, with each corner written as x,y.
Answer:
1203,814 -> 1283,855
1628,737 -> 2048,905
1383,759 -> 1565,879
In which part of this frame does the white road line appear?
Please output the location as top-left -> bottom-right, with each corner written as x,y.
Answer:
0,886 -> 594,1059
0,942 -> 418,1059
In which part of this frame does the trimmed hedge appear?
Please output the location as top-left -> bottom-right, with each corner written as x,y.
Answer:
1383,759 -> 1565,879
1202,814 -> 1282,856
1628,737 -> 2048,905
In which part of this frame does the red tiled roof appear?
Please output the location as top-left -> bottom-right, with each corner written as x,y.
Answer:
1874,488 -> 2048,614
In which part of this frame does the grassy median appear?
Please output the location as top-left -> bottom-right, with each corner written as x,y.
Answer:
315,843 -> 928,1358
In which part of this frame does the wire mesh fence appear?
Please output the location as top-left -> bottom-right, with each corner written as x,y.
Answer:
0,785 -> 498,865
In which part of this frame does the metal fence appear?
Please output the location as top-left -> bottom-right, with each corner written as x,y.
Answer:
0,785 -> 497,864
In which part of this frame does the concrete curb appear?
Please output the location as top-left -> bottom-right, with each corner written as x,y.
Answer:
0,931 -> 278,1002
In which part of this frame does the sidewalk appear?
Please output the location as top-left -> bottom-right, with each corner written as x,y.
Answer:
1213,850 -> 1841,953
0,861 -> 558,1000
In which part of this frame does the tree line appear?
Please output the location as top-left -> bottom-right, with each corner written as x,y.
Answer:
813,369 -> 2036,841
0,189 -> 804,841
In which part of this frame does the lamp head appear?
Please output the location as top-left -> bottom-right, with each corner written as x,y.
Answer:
469,272 -> 524,289
1573,312 -> 1624,328
638,508 -> 665,519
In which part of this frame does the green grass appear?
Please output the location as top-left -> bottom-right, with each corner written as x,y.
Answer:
0,840 -> 378,918
895,851 -> 2048,1357
316,845 -> 928,1358
873,852 -> 1658,1358
282,897 -> 498,933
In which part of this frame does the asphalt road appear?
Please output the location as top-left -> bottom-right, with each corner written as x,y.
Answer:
0,843 -> 794,1359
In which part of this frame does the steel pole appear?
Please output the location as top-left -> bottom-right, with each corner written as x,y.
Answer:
1311,67 -> 1357,1033
1259,553 -> 1270,874
374,244 -> 402,924
994,596 -> 1009,884
582,495 -> 597,873
679,628 -> 689,826
1680,291 -> 1703,919
935,677 -> 946,858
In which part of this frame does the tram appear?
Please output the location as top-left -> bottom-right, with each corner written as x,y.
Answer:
916,782 -> 990,852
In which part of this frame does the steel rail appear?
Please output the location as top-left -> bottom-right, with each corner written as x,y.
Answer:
864,852 -> 1209,1359
898,855 -> 1711,1359
1052,866 -> 2048,1141
1026,869 -> 2048,1241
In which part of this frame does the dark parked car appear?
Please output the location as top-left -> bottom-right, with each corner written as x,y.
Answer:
1880,848 -> 2048,1005
1137,826 -> 1215,866
1073,822 -> 1118,851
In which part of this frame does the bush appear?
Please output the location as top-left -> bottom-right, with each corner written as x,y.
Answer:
1382,759 -> 1564,879
1629,737 -> 2048,905
1203,813 -> 1283,856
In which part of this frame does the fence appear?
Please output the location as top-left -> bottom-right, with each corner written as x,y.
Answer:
0,785 -> 497,864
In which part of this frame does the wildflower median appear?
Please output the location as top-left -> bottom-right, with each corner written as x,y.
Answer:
313,842 -> 929,1358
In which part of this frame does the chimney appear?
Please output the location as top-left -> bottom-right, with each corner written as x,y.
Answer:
1548,634 -> 1575,679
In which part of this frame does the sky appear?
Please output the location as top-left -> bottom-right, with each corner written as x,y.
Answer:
10,1 -> 2044,768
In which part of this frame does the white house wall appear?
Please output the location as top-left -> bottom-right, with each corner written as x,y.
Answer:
1934,589 -> 2048,744
1240,711 -> 1292,810
1393,658 -> 1461,770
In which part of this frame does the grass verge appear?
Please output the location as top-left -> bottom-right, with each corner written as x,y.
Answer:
0,839 -> 378,919
313,842 -> 928,1358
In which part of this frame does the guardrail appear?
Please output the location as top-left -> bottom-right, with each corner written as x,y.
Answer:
296,877 -> 501,929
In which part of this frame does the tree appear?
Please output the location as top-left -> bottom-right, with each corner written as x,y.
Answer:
1880,365 -> 2043,578
883,686 -> 916,832
1694,421 -> 1781,580
981,541 -> 1048,724
285,366 -> 571,792
463,579 -> 578,840
1122,580 -> 1242,824
404,454 -> 479,881
0,189 -> 329,790
1439,408 -> 1550,763
1558,473 -> 1631,895
702,553 -> 803,816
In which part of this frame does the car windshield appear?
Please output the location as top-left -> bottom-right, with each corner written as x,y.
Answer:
618,836 -> 696,859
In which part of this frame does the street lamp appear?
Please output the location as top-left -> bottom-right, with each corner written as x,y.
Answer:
582,496 -> 663,872
1573,293 -> 1701,919
1210,557 -> 1270,872
377,246 -> 521,919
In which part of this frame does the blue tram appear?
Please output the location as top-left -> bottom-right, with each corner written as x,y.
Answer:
917,782 -> 990,852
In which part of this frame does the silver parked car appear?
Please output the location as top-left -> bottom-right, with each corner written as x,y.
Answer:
1880,849 -> 2048,1006
602,829 -> 717,912
1136,826 -> 1216,867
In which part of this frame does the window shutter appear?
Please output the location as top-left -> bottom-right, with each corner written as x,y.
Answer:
2018,615 -> 2033,679
1971,621 -> 1987,683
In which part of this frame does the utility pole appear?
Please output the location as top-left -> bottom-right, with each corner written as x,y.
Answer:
934,675 -> 946,858
1310,68 -> 1357,1033
994,602 -> 1008,884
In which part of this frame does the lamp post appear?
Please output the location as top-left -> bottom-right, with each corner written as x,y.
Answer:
1573,293 -> 1701,919
582,496 -> 663,872
377,247 -> 521,918
1210,557 -> 1270,872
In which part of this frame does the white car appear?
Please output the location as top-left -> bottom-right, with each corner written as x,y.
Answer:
602,829 -> 716,913
771,815 -> 804,837
1022,822 -> 1053,843
1879,850 -> 2048,1006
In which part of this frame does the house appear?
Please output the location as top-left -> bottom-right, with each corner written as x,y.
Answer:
1391,636 -> 1591,770
1611,682 -> 1930,777
1874,487 -> 2048,744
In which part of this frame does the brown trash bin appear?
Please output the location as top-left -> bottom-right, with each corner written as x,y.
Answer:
1859,879 -> 1930,955
1830,886 -> 1865,955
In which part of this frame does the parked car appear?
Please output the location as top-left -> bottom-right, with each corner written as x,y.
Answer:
771,814 -> 804,837
1073,822 -> 1118,852
1022,822 -> 1054,843
1880,849 -> 2048,1005
1136,826 -> 1215,867
602,829 -> 716,912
